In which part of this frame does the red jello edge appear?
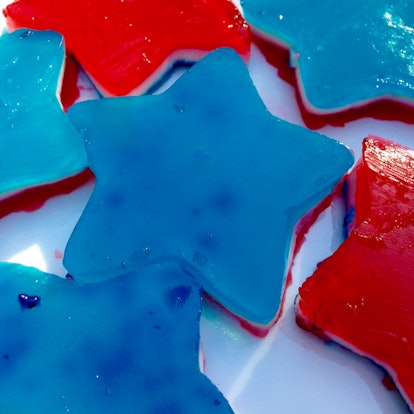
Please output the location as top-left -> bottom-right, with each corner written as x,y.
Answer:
0,169 -> 94,219
4,0 -> 250,96
60,55 -> 80,112
296,135 -> 414,410
207,179 -> 346,338
253,33 -> 414,130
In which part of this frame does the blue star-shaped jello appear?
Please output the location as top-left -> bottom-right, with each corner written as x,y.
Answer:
0,261 -> 232,413
242,0 -> 414,112
0,29 -> 87,197
65,48 -> 354,327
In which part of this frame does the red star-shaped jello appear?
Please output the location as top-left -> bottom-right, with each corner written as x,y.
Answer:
296,135 -> 414,411
4,0 -> 250,96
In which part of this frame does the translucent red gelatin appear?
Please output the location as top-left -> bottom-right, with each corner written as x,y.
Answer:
60,55 -> 80,111
296,135 -> 414,410
4,0 -> 250,96
0,169 -> 94,220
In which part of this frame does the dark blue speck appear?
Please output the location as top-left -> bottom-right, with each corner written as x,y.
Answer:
212,188 -> 237,214
196,232 -> 217,251
18,293 -> 41,309
343,205 -> 355,238
164,285 -> 192,309
19,30 -> 33,39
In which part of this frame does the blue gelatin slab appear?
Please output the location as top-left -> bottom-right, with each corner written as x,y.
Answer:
0,262 -> 232,413
65,48 -> 354,325
0,29 -> 87,196
242,0 -> 414,112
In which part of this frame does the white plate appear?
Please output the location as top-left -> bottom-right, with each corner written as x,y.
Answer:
0,1 -> 412,412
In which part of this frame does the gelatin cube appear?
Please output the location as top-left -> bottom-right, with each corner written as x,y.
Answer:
65,48 -> 353,327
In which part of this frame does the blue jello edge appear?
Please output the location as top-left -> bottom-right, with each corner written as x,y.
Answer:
0,29 -> 87,196
0,261 -> 232,413
65,47 -> 354,326
241,0 -> 414,112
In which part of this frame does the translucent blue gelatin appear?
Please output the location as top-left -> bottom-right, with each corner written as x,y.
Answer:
0,29 -> 87,196
241,0 -> 414,112
65,48 -> 354,325
0,262 -> 232,413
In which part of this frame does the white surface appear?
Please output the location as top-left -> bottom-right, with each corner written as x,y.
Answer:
0,1 -> 412,413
